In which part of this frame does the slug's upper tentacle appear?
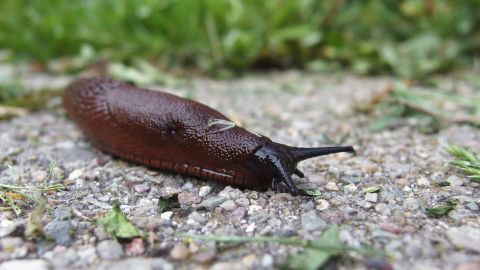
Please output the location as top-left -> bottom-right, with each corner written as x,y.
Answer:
288,146 -> 355,162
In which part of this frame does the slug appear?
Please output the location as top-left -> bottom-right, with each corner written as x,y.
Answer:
63,77 -> 354,195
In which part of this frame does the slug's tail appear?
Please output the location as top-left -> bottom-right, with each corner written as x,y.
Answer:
289,146 -> 355,162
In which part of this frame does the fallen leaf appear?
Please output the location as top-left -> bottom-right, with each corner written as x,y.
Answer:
158,195 -> 180,213
25,196 -> 46,238
97,202 -> 142,239
363,185 -> 381,193
426,202 -> 455,218
283,225 -> 342,270
300,188 -> 322,198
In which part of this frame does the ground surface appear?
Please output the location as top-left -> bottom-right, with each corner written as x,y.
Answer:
0,70 -> 479,270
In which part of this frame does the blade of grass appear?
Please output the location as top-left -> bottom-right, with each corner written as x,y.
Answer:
177,232 -> 387,258
0,191 -> 22,215
446,145 -> 480,183
179,225 -> 389,270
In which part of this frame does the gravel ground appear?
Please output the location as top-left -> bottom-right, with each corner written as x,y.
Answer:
0,70 -> 479,270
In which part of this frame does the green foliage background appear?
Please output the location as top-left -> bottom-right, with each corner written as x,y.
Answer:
1,0 -> 479,78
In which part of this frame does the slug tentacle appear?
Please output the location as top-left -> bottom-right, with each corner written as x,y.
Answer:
250,142 -> 354,195
293,168 -> 305,178
289,146 -> 355,162
274,162 -> 299,195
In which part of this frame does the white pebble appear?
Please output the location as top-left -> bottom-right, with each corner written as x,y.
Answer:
198,186 -> 212,197
365,192 -> 378,203
160,211 -> 173,221
343,184 -> 358,193
446,175 -> 463,186
68,169 -> 83,180
325,182 -> 339,191
245,223 -> 256,233
417,177 -> 430,187
315,199 -> 330,211
220,200 -> 237,211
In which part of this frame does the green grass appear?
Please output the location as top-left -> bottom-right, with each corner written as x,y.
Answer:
1,0 -> 479,77
361,81 -> 480,133
446,145 -> 480,183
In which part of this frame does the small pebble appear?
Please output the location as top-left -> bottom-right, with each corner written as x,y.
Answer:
375,203 -> 391,215
465,202 -> 478,211
68,169 -> 83,180
343,206 -> 358,216
430,171 -> 445,181
309,175 -> 326,184
301,210 -> 326,232
133,183 -> 150,193
235,197 -> 250,207
188,211 -> 206,224
261,254 -> 274,268
270,193 -> 294,201
0,237 -> 24,250
245,223 -> 256,233
159,187 -> 182,198
230,207 -> 247,224
325,182 -> 339,191
315,199 -> 330,211
402,197 -> 421,211
417,177 -> 430,187
125,238 -> 145,256
178,192 -> 201,205
218,186 -> 243,199
193,250 -> 216,264
360,201 -> 373,209
446,175 -> 464,186
97,240 -> 124,260
198,186 -> 212,197
160,211 -> 173,221
0,259 -> 50,270
51,167 -> 64,180
170,242 -> 190,260
220,200 -> 237,211
44,220 -> 73,246
365,192 -> 378,203
0,219 -> 18,237
379,222 -> 403,234
196,196 -> 227,210
344,183 -> 358,193
300,201 -> 315,210
447,226 -> 480,253
33,170 -> 48,182
455,261 -> 480,270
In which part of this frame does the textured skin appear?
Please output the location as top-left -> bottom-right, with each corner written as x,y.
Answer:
63,77 -> 274,188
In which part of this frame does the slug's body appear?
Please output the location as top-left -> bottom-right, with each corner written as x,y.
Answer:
63,78 -> 354,195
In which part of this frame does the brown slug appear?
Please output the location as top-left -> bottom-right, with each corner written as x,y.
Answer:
63,77 -> 354,195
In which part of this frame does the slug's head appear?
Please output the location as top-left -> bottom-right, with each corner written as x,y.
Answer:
251,141 -> 355,196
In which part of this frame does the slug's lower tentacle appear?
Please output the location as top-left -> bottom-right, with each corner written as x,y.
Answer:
272,178 -> 280,190
293,168 -> 305,178
275,166 -> 299,196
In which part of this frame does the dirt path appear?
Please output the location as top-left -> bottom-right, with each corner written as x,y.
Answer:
1,71 -> 479,270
